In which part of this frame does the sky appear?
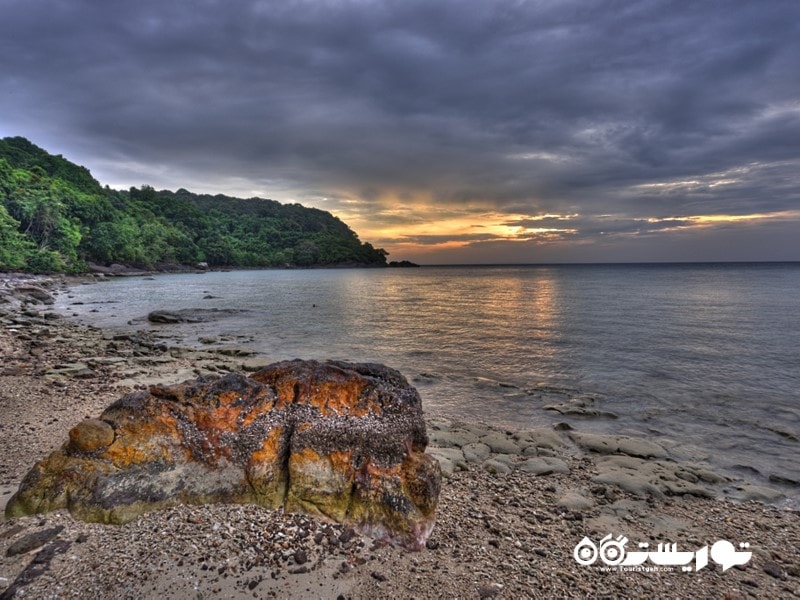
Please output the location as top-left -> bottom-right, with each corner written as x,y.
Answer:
2,0 -> 799,264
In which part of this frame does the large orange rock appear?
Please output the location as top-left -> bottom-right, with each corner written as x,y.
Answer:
6,360 -> 441,549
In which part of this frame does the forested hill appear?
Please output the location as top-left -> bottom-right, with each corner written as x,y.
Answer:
0,136 -> 388,273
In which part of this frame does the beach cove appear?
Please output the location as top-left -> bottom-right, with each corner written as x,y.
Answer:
1,274 -> 799,598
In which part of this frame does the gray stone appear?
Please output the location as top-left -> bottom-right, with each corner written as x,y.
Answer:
557,491 -> 594,511
489,453 -> 516,467
147,310 -> 185,323
593,466 -> 664,499
214,345 -> 256,357
462,442 -> 491,464
483,459 -> 512,475
692,468 -> 728,484
519,457 -> 570,476
241,357 -> 277,372
569,432 -> 667,459
542,401 -> 618,419
428,429 -> 480,449
479,432 -> 521,455
591,455 -> 717,499
45,362 -> 89,377
427,447 -> 467,475
513,427 -> 567,450
733,484 -> 786,503
14,286 -> 55,305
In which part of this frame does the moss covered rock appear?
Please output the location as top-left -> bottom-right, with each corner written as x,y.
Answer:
6,360 -> 441,549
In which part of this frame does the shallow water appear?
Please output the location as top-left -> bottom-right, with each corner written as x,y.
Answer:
58,264 -> 800,498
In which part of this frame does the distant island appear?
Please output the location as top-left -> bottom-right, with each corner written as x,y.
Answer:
0,137 -> 389,273
387,260 -> 420,268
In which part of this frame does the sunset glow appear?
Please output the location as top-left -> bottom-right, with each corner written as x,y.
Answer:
2,0 -> 798,263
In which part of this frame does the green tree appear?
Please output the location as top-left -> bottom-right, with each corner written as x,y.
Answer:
0,204 -> 33,270
1,137 -> 389,272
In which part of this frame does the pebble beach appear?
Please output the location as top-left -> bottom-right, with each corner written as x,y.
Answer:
1,275 -> 799,599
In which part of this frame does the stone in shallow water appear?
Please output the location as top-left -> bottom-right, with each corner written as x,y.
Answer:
6,360 -> 441,550
568,431 -> 667,459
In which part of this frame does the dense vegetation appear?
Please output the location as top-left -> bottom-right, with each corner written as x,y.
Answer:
0,137 -> 387,273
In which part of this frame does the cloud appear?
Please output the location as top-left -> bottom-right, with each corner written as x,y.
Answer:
1,0 -> 799,261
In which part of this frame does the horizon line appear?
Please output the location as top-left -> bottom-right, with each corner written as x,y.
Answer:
414,260 -> 800,267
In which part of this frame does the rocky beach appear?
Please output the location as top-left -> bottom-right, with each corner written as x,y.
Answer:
1,275 -> 799,599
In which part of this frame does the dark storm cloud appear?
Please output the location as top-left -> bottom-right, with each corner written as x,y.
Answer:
1,0 -> 799,260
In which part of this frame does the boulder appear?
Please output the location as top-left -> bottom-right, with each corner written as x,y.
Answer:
147,310 -> 188,323
14,285 -> 55,305
5,360 -> 441,549
146,308 -> 244,324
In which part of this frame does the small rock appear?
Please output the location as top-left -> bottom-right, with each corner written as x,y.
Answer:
370,571 -> 387,582
763,560 -> 786,579
293,548 -> 307,565
478,583 -> 503,598
483,459 -> 512,475
241,357 -> 276,372
147,310 -> 185,324
338,527 -> 356,544
557,491 -> 594,511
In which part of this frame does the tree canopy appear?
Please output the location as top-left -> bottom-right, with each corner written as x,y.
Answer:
0,137 -> 387,272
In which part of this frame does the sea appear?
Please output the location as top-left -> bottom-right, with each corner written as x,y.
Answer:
57,263 -> 800,502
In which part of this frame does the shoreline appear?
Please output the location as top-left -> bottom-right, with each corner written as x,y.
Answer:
1,275 -> 799,598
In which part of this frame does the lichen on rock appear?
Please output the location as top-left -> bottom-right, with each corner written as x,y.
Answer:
6,360 -> 441,549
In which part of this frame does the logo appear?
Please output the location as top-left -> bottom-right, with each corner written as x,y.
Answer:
574,534 -> 752,572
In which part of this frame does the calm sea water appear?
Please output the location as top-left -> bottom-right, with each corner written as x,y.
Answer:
58,264 -> 800,499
